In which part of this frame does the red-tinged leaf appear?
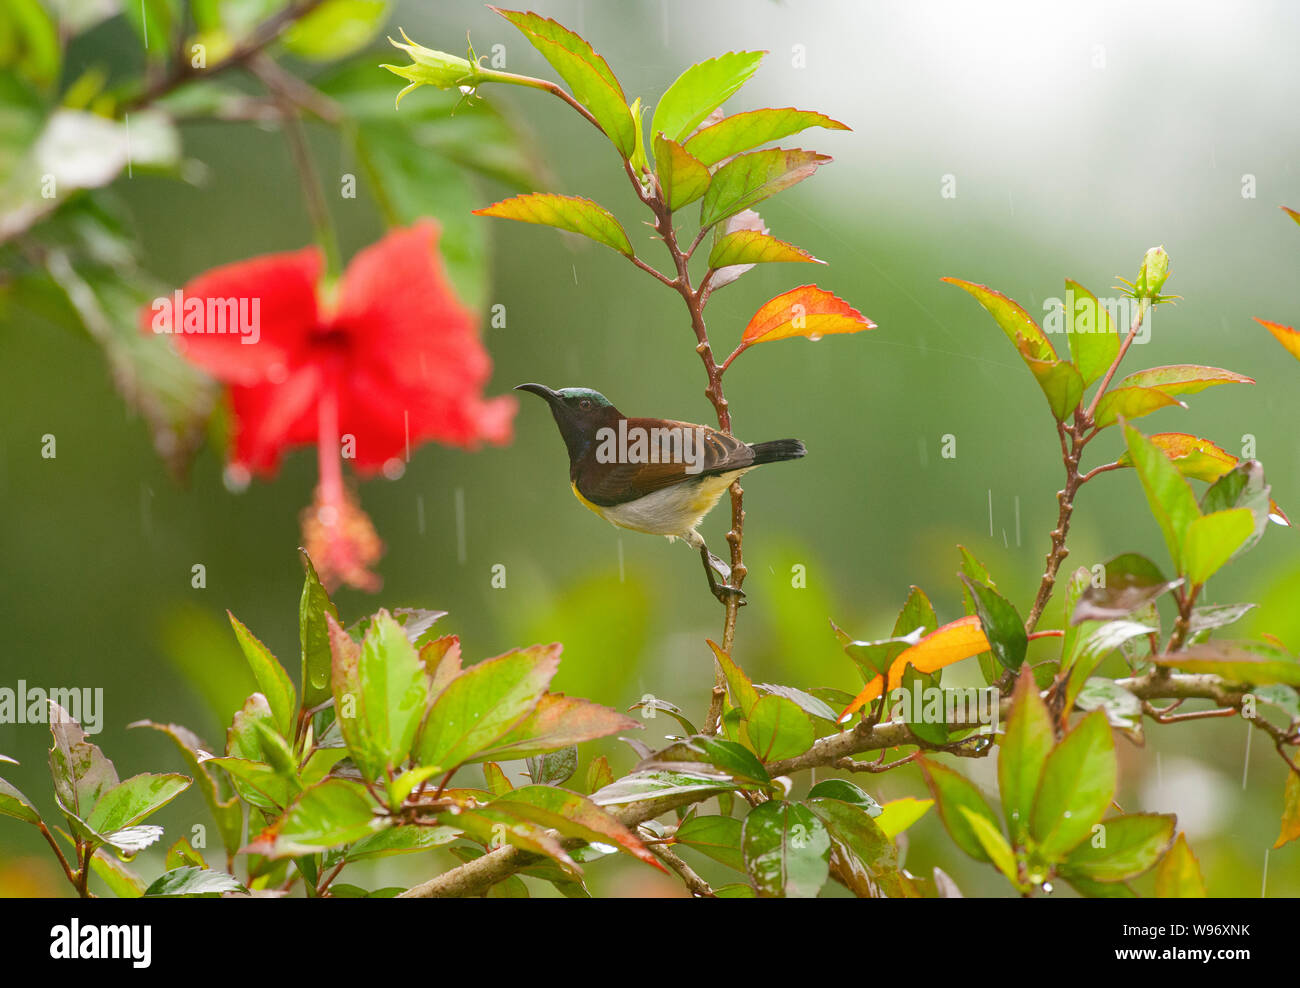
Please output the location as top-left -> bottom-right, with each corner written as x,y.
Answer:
838,616 -> 990,723
685,106 -> 850,167
708,230 -> 821,269
490,7 -> 634,157
447,805 -> 581,876
650,50 -> 766,143
1256,318 -> 1300,361
420,634 -> 462,698
740,285 -> 875,346
942,277 -> 1055,362
1283,205 -> 1300,228
1118,364 -> 1254,397
1276,771 -> 1300,849
653,134 -> 711,211
1153,641 -> 1300,687
1117,434 -> 1289,526
707,639 -> 760,716
1093,386 -> 1184,429
699,148 -> 830,230
413,643 -> 562,772
489,785 -> 666,872
468,692 -> 640,763
473,193 -> 633,256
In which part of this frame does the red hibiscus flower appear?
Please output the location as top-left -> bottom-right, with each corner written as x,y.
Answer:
146,221 -> 515,591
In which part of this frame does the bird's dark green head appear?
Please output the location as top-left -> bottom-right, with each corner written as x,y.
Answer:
515,384 -> 620,465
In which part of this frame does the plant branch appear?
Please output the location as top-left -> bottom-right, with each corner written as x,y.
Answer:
124,0 -> 329,111
648,841 -> 716,897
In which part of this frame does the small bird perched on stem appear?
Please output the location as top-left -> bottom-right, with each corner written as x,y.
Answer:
516,383 -> 806,603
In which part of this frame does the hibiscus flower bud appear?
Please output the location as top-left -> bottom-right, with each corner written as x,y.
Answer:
383,29 -> 480,105
1133,245 -> 1170,299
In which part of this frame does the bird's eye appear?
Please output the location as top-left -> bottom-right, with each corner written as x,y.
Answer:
579,399 -> 592,410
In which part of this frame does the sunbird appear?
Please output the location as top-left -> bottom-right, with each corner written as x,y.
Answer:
516,384 -> 806,602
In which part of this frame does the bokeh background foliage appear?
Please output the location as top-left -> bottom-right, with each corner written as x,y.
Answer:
2,0 -> 1298,896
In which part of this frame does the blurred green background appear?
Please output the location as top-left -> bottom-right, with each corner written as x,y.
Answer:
2,0 -> 1298,897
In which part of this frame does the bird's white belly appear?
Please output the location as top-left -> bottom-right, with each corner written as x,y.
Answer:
599,470 -> 748,537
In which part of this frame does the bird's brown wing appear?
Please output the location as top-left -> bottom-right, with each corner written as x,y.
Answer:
574,417 -> 754,506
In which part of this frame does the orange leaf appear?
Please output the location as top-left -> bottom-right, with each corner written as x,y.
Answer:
740,285 -> 875,346
1256,318 -> 1300,362
838,616 -> 990,724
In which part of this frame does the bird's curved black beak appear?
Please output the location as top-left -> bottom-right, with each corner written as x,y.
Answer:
515,383 -> 561,405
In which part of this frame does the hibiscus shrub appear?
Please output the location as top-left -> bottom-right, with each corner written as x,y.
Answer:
3,3 -> 1299,900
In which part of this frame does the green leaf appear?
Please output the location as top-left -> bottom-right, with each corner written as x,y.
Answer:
483,762 -> 512,797
299,550 -> 339,708
247,779 -> 380,858
526,746 -> 578,787
806,779 -> 881,814
699,148 -> 831,230
754,684 -> 839,725
1154,832 -> 1208,896
1073,680 -> 1143,742
164,837 -> 205,871
917,758 -> 1001,862
741,801 -> 830,898
1183,508 -> 1255,586
942,277 -> 1055,363
962,576 -> 1027,671
90,849 -> 146,898
2,0 -> 60,88
473,193 -> 633,256
492,7 -> 635,156
644,736 -> 772,789
361,610 -> 430,777
653,135 -> 711,211
86,773 -> 191,834
1064,813 -> 1175,881
1030,711 -> 1116,860
744,695 -> 814,763
143,866 -> 248,897
1094,386 -> 1184,429
442,806 -> 580,876
414,643 -> 561,772
674,815 -> 744,871
0,777 -> 41,825
1154,641 -> 1300,687
585,755 -> 614,794
122,0 -> 175,63
999,668 -> 1053,846
959,806 -> 1023,890
805,798 -> 896,873
469,692 -> 639,763
1071,553 -> 1181,624
708,229 -> 821,269
628,696 -> 699,736
1122,423 -> 1202,574
1064,620 -> 1156,714
1200,460 -> 1272,559
281,0 -> 389,61
592,769 -> 739,806
1025,357 -> 1084,422
490,785 -> 661,871
1118,364 -> 1253,398
48,703 -> 118,823
205,756 -> 298,813
651,51 -> 765,142
685,107 -> 849,167
1063,279 -> 1119,387
228,612 -> 296,739
344,824 -> 459,861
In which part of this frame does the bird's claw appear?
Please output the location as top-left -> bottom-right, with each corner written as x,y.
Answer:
701,546 -> 746,607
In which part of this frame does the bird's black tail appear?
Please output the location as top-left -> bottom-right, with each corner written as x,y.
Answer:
748,439 -> 807,465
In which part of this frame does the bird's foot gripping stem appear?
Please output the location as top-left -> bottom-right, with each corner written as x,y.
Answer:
700,545 -> 746,606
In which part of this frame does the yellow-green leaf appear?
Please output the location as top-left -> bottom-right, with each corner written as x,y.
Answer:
1118,364 -> 1254,397
473,193 -> 633,256
653,134 -> 711,211
685,106 -> 849,167
1063,279 -> 1119,387
1094,386 -> 1185,429
942,277 -> 1055,363
699,148 -> 830,230
1155,832 -> 1208,896
1182,507 -> 1254,586
708,229 -> 821,269
651,50 -> 765,143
